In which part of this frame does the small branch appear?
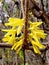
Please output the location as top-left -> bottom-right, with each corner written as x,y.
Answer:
20,0 -> 25,18
0,43 -> 12,48
47,0 -> 49,15
39,0 -> 44,10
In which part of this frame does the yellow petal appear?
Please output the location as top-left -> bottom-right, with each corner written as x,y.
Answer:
17,26 -> 23,36
33,44 -> 41,54
8,18 -> 24,23
30,38 -> 46,49
36,30 -> 47,39
11,42 -> 17,50
2,29 -> 17,33
4,32 -> 11,37
29,22 -> 43,31
29,22 -> 42,27
14,39 -> 24,50
8,35 -> 15,44
2,29 -> 9,32
29,33 -> 39,42
2,29 -> 17,37
16,45 -> 22,54
5,18 -> 24,27
2,36 -> 10,42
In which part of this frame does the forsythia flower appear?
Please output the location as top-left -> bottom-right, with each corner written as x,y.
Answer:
2,18 -> 24,54
2,18 -> 47,54
28,22 -> 47,54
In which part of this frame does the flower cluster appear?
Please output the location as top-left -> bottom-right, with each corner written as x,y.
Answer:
2,18 -> 47,54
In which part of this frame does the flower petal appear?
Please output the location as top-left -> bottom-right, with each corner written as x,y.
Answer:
17,26 -> 23,36
33,44 -> 41,54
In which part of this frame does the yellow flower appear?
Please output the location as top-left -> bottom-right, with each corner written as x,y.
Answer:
2,18 -> 24,53
5,18 -> 24,35
2,29 -> 17,44
2,29 -> 17,37
28,21 -> 47,54
33,44 -> 41,54
29,21 -> 42,28
5,18 -> 24,26
2,18 -> 47,54
11,38 -> 24,54
2,36 -> 10,42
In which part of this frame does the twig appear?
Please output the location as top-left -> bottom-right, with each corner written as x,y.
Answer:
24,0 -> 29,46
38,0 -> 44,10
20,0 -> 25,18
0,43 -> 12,48
47,0 -> 49,15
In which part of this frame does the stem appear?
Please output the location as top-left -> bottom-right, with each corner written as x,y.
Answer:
24,0 -> 29,46
23,0 -> 29,65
